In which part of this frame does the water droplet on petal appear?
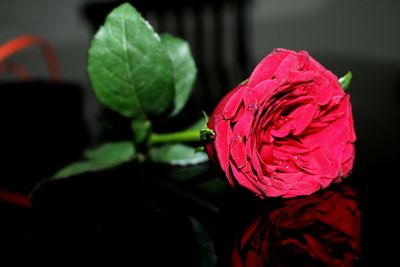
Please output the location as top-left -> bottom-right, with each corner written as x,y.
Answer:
247,103 -> 257,111
278,116 -> 287,121
274,116 -> 289,128
332,95 -> 344,105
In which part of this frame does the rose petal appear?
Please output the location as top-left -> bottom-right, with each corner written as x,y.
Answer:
263,183 -> 286,197
251,150 -> 266,181
273,171 -> 304,187
283,179 -> 321,198
303,54 -> 326,72
233,111 -> 254,137
231,162 -> 263,197
275,53 -> 304,80
214,119 -> 232,172
272,115 -> 312,138
248,50 -> 287,86
223,86 -> 246,120
230,135 -> 247,169
240,215 -> 263,249
343,95 -> 356,142
207,48 -> 356,199
284,70 -> 316,85
303,233 -> 332,263
231,248 -> 244,267
270,176 -> 293,191
225,165 -> 236,188
341,144 -> 355,176
244,79 -> 279,108
270,119 -> 295,138
292,104 -> 318,135
309,82 -> 332,106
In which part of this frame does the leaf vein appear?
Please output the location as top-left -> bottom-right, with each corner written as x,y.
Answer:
121,11 -> 146,119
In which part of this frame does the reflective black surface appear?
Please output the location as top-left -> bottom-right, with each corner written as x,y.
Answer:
1,56 -> 400,265
215,184 -> 361,267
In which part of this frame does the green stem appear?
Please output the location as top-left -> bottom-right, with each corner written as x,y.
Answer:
149,129 -> 201,144
149,130 -> 201,145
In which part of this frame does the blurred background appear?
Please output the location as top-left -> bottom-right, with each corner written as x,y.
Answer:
1,0 -> 399,142
1,0 -> 399,265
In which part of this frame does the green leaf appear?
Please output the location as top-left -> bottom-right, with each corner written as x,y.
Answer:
148,144 -> 208,166
160,34 -> 197,117
83,141 -> 135,162
339,71 -> 352,91
87,3 -> 175,119
52,161 -> 112,179
53,141 -> 136,179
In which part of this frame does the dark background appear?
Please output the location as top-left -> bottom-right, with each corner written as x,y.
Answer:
1,0 -> 399,265
1,0 -> 399,142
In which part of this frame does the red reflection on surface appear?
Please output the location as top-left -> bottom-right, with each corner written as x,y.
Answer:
231,185 -> 361,267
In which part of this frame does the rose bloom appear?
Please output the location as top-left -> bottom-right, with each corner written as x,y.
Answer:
206,49 -> 356,198
230,185 -> 361,267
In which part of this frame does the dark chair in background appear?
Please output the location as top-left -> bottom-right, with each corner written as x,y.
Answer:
0,36 -> 88,259
83,0 -> 252,118
0,36 -> 88,196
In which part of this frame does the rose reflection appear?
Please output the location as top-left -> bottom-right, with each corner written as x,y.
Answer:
217,184 -> 361,267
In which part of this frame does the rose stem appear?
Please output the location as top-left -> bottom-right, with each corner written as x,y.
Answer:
148,129 -> 200,145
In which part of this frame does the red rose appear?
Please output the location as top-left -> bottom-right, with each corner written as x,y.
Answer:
206,48 -> 356,198
231,185 -> 361,267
